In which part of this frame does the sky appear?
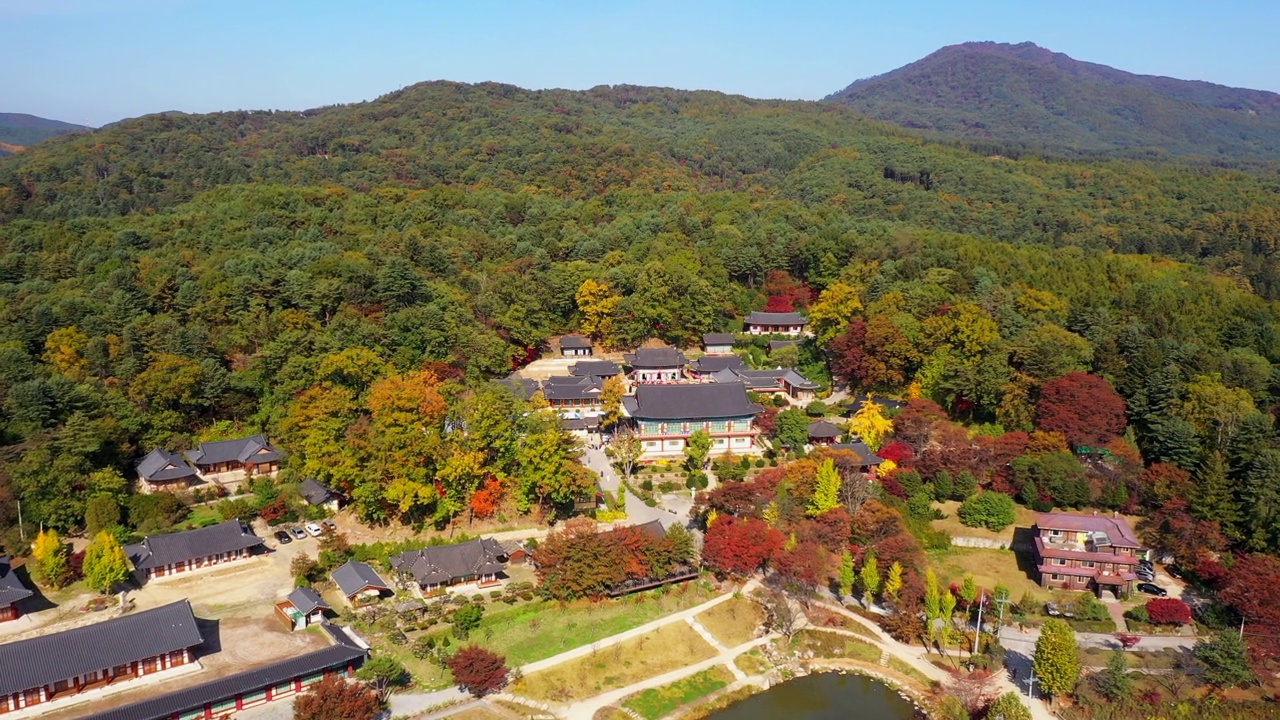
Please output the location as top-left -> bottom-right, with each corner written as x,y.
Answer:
2,0 -> 1278,128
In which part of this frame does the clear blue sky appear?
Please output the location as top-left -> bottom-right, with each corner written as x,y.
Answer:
4,0 -> 1278,128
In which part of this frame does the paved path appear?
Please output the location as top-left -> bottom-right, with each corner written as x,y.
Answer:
815,601 -> 1056,720
582,445 -> 683,529
388,687 -> 468,717
999,624 -> 1197,651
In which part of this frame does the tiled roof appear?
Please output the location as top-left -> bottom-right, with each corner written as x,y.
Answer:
332,560 -> 389,598
184,434 -> 279,467
808,420 -> 843,439
285,586 -> 329,615
300,478 -> 335,506
623,348 -> 687,368
768,340 -> 800,351
689,355 -> 747,374
781,369 -> 820,390
560,416 -> 601,431
746,311 -> 806,325
135,449 -> 198,483
559,335 -> 592,349
569,360 -> 621,377
0,556 -> 32,608
1034,513 -> 1141,548
825,442 -> 884,466
541,376 -> 604,400
125,519 -> 264,572
702,333 -> 736,346
495,375 -> 540,400
90,624 -> 366,720
0,600 -> 202,697
391,538 -> 508,587
631,383 -> 761,420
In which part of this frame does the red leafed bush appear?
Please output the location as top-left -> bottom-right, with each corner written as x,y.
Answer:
445,646 -> 509,698
1145,598 -> 1192,625
876,440 -> 915,464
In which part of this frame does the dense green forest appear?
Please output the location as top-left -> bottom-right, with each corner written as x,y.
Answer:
827,41 -> 1280,162
1,81 -> 1280,559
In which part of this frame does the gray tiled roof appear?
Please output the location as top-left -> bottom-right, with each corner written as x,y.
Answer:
689,355 -> 746,374
125,519 -> 263,572
826,442 -> 884,466
559,335 -> 592,349
300,478 -> 335,506
541,376 -> 604,400
702,333 -> 736,346
746,311 -> 806,325
184,434 -> 279,467
623,347 -> 687,369
782,369 -> 820,390
808,420 -> 843,439
135,448 -> 198,483
391,538 -> 508,587
0,556 -> 32,608
332,560 -> 389,598
90,623 -> 366,720
285,586 -> 329,615
0,600 -> 203,697
769,339 -> 801,351
569,360 -> 621,377
560,416 -> 601,431
631,383 -> 762,420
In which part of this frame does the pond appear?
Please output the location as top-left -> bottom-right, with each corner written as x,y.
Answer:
707,672 -> 922,720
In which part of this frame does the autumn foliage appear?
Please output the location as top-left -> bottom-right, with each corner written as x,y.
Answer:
1218,554 -> 1280,661
293,675 -> 380,720
445,646 -> 509,698
1035,372 -> 1127,447
702,516 -> 784,576
1144,598 -> 1192,625
533,517 -> 693,599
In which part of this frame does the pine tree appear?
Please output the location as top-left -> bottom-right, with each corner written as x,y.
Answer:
1094,649 -> 1131,701
859,552 -> 880,608
1193,630 -> 1254,688
838,550 -> 854,599
807,459 -> 840,516
883,562 -> 903,603
1193,451 -> 1239,535
1034,619 -> 1082,701
83,531 -> 131,593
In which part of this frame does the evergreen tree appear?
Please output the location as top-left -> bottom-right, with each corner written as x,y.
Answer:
83,530 -> 131,593
807,459 -> 841,516
1193,630 -> 1254,688
1034,619 -> 1082,701
1240,449 -> 1280,552
1093,649 -> 1132,701
1142,414 -> 1201,471
1192,452 -> 1238,531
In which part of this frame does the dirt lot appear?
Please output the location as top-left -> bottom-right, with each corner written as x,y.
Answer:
41,616 -> 328,720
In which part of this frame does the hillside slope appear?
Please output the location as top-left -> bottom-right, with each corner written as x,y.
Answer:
0,112 -> 91,149
826,41 -> 1280,160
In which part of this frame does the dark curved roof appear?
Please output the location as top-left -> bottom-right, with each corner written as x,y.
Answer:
826,442 -> 884,466
286,586 -> 329,615
689,355 -> 746,374
125,519 -> 263,572
703,333 -> 736,346
0,600 -> 202,697
332,560 -> 389,597
623,347 -> 687,368
301,478 -> 336,505
808,420 -> 844,439
559,335 -> 592,349
631,383 -> 761,420
0,556 -> 32,608
391,538 -> 508,587
746,311 -> 806,325
184,434 -> 279,467
135,449 -> 197,483
569,360 -> 621,377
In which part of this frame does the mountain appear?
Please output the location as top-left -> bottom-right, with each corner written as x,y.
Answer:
825,41 -> 1280,160
0,113 -> 91,152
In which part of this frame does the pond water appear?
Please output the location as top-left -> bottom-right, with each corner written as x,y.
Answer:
707,672 -> 921,720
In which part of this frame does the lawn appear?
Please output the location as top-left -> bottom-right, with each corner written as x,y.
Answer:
806,605 -> 879,640
378,636 -> 453,691
927,546 -> 1047,604
512,622 -> 718,703
695,597 -> 764,648
733,650 -> 771,676
784,629 -> 882,663
930,500 -> 1039,543
622,666 -> 735,720
887,656 -> 933,687
1078,646 -> 1185,670
474,583 -> 718,666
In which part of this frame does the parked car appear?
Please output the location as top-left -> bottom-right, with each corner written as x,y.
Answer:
1138,558 -> 1154,569
1166,565 -> 1185,580
322,519 -> 337,532
305,523 -> 323,537
290,527 -> 307,540
1137,583 -> 1168,597
274,530 -> 292,545
1136,568 -> 1156,580
1045,602 -> 1076,618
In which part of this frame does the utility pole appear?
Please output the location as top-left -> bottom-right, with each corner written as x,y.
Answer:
994,589 -> 1013,639
972,593 -> 987,657
1026,669 -> 1038,699
16,499 -> 23,543
1239,617 -> 1245,641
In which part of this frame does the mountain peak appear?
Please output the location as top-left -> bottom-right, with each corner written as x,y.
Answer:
826,42 -> 1280,159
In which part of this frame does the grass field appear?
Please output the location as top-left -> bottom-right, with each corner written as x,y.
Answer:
887,656 -> 934,687
468,583 -> 718,666
733,650 -> 771,676
807,605 -> 879,639
928,546 -> 1047,603
512,622 -> 718,703
785,629 -> 882,663
695,597 -> 764,648
622,666 -> 735,720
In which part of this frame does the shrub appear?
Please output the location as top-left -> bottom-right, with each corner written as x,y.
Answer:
1145,598 -> 1192,625
957,491 -> 1017,532
640,479 -> 654,492
1074,593 -> 1111,622
755,458 -> 766,468
452,603 -> 484,639
1124,605 -> 1149,624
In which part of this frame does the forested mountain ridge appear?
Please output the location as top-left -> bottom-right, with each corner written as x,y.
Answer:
0,112 -> 91,151
3,80 -> 1280,556
826,41 -> 1280,161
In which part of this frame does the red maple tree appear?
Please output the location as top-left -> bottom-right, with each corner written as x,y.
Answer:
294,675 -> 380,720
702,516 -> 783,576
446,646 -> 509,697
1145,598 -> 1192,625
469,477 -> 504,519
1218,554 -> 1280,661
1035,372 -> 1127,447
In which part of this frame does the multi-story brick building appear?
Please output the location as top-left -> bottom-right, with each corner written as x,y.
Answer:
1032,512 -> 1143,596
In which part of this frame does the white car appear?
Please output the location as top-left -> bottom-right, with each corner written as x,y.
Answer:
305,523 -> 323,537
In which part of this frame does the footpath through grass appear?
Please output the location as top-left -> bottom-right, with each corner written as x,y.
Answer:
513,622 -> 718,703
694,596 -> 764,648
477,582 -> 718,666
622,666 -> 735,720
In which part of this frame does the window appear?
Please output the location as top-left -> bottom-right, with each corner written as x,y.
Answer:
1081,561 -> 1096,568
1048,529 -> 1063,538
644,441 -> 657,448
1050,574 -> 1063,581
1051,558 -> 1067,566
1076,576 -> 1087,584
710,420 -> 726,432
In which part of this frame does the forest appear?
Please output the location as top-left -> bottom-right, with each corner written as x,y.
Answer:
1,80 -> 1279,572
